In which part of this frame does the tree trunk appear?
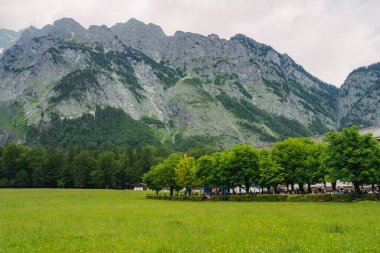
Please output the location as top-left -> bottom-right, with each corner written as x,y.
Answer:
267,185 -> 271,194
291,183 -> 294,192
155,189 -> 159,196
331,181 -> 337,191
299,183 -> 304,194
353,182 -> 360,193
307,183 -> 311,193
371,183 -> 375,192
244,179 -> 250,194
274,185 -> 277,194
170,187 -> 174,196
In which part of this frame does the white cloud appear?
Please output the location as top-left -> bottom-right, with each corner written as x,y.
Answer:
0,0 -> 379,86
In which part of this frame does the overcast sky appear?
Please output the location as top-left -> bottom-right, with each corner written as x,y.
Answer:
0,0 -> 379,87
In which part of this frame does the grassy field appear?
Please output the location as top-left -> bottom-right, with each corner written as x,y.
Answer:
0,189 -> 379,252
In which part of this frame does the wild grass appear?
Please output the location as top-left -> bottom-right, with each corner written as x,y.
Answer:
0,189 -> 379,252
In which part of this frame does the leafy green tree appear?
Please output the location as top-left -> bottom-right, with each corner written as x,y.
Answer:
324,126 -> 380,193
12,169 -> 30,187
304,142 -> 326,192
72,150 -> 96,188
259,155 -> 286,193
158,153 -> 181,196
272,138 -> 314,192
196,154 -> 215,189
230,144 -> 260,193
32,166 -> 45,187
175,154 -> 197,195
92,151 -> 118,189
43,148 -> 64,187
0,142 -> 28,180
143,165 -> 165,195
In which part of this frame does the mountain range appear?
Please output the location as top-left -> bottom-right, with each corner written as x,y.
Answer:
0,18 -> 379,150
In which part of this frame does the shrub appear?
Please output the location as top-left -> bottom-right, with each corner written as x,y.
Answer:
355,194 -> 379,201
254,194 -> 288,202
146,193 -> 379,202
286,194 -> 354,202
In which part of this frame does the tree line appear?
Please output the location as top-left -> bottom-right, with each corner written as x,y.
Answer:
0,144 -> 171,189
143,126 -> 380,194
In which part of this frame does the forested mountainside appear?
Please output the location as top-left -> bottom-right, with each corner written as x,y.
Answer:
0,18 -> 377,150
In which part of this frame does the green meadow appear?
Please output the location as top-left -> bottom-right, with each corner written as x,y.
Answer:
0,189 -> 379,252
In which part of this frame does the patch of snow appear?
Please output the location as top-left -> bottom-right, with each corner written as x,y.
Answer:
0,48 -> 3,54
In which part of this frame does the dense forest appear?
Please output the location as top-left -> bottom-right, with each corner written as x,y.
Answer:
1,126 -> 379,192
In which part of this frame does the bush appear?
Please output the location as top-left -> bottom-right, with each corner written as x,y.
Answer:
146,194 -> 204,201
286,194 -> 354,202
355,194 -> 379,201
146,193 -> 380,202
255,194 -> 289,202
209,195 -> 229,201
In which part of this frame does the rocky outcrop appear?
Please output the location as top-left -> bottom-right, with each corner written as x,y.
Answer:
338,62 -> 380,128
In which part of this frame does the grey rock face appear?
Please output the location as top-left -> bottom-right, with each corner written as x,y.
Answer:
338,62 -> 380,128
1,17 -> 366,148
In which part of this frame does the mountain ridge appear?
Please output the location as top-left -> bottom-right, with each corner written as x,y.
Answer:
0,17 -> 377,150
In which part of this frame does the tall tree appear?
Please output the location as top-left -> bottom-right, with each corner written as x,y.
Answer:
272,138 -> 314,192
175,154 -> 197,195
0,142 -> 28,181
324,126 -> 380,193
143,165 -> 165,195
259,154 -> 286,194
43,148 -> 65,187
72,150 -> 96,188
230,144 -> 260,193
92,151 -> 118,189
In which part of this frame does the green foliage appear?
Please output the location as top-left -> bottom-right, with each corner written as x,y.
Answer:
286,194 -> 355,202
182,77 -> 202,88
148,193 -> 378,202
237,121 -> 277,142
175,154 -> 197,194
170,133 -> 219,152
92,151 -> 118,189
309,118 -> 329,134
216,92 -> 312,140
213,73 -> 237,85
324,125 -> 380,192
234,81 -> 253,99
259,155 -> 286,193
139,116 -> 165,129
0,142 -> 168,190
51,68 -> 99,102
262,77 -> 286,99
72,150 -> 96,188
271,137 -> 316,190
11,170 -> 29,187
0,100 -> 27,138
229,144 -> 260,191
27,107 -> 161,151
